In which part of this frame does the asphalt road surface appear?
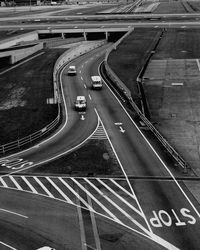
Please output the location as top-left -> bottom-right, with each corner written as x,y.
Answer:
0,44 -> 199,249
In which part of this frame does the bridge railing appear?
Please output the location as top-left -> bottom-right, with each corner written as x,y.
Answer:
104,30 -> 189,173
0,40 -> 106,155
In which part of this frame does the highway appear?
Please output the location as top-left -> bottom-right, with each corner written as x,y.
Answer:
0,43 -> 199,249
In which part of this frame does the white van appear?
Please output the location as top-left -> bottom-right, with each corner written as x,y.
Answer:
91,76 -> 102,90
68,65 -> 76,75
74,96 -> 87,111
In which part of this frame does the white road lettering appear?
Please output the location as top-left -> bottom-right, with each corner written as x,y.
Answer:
0,158 -> 33,170
150,208 -> 196,228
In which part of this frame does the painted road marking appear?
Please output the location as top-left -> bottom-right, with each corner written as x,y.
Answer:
0,177 -> 8,187
87,194 -> 101,250
76,197 -> 87,250
21,176 -> 38,194
99,64 -> 200,219
88,94 -> 92,100
85,178 -> 150,235
150,208 -> 196,228
59,177 -> 94,211
111,179 -> 136,200
9,176 -> 22,191
80,115 -> 85,121
84,84 -> 87,89
0,158 -> 33,170
46,177 -> 73,204
114,122 -> 123,125
72,178 -> 122,224
119,126 -> 125,133
196,59 -> 200,71
0,208 -> 28,219
97,179 -> 143,216
81,76 -> 83,80
94,108 -> 152,234
33,177 -> 54,198
0,240 -> 17,250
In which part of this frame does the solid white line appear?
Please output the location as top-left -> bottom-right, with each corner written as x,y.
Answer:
21,176 -> 38,194
100,61 -> 200,218
9,176 -> 22,191
0,52 -> 44,76
0,240 -> 17,250
0,208 -> 28,219
94,108 -> 153,234
59,177 -> 94,211
72,178 -> 122,224
84,178 -> 150,235
87,194 -> 101,250
0,177 -> 8,187
196,59 -> 200,71
97,178 -> 143,217
33,177 -> 54,198
111,179 -> 136,200
46,177 -> 73,204
76,197 -> 87,250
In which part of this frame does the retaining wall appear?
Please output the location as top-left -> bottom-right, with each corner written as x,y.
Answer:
0,31 -> 39,50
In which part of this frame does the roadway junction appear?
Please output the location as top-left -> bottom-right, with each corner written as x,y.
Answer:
0,2 -> 199,250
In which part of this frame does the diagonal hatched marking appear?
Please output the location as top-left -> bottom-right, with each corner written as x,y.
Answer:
46,177 -> 73,204
84,178 -> 150,235
71,178 -> 122,224
111,179 -> 137,200
9,176 -> 23,191
0,177 -> 8,187
90,122 -> 107,140
97,178 -> 143,217
58,177 -> 94,211
33,177 -> 54,198
21,176 -> 38,194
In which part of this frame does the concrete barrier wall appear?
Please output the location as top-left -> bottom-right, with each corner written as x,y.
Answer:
0,31 -> 39,50
11,43 -> 44,64
53,40 -> 106,103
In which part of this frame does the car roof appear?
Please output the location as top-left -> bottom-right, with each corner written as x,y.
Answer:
69,65 -> 76,69
76,96 -> 86,101
91,76 -> 101,81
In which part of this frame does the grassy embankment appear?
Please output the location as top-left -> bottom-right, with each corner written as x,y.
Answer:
0,48 -> 65,144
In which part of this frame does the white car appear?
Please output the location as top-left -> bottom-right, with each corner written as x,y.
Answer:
68,65 -> 76,75
36,247 -> 55,250
74,96 -> 87,111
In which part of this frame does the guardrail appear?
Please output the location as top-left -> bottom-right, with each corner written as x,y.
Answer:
0,40 -> 106,155
104,30 -> 189,173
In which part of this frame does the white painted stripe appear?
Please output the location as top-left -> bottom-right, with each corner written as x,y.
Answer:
76,197 -> 87,250
58,177 -> 94,211
81,76 -> 83,80
87,194 -> 101,250
100,60 -> 200,222
0,52 -> 44,76
0,208 -> 28,219
0,240 -> 17,250
46,177 -> 73,204
9,176 -> 22,190
84,84 -> 87,89
95,108 -> 152,234
72,178 -> 122,224
33,177 -> 54,198
85,178 -> 150,235
97,179 -> 143,217
21,176 -> 38,194
196,59 -> 200,71
80,70 -> 82,74
88,94 -> 92,100
0,177 -> 8,187
111,179 -> 136,200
